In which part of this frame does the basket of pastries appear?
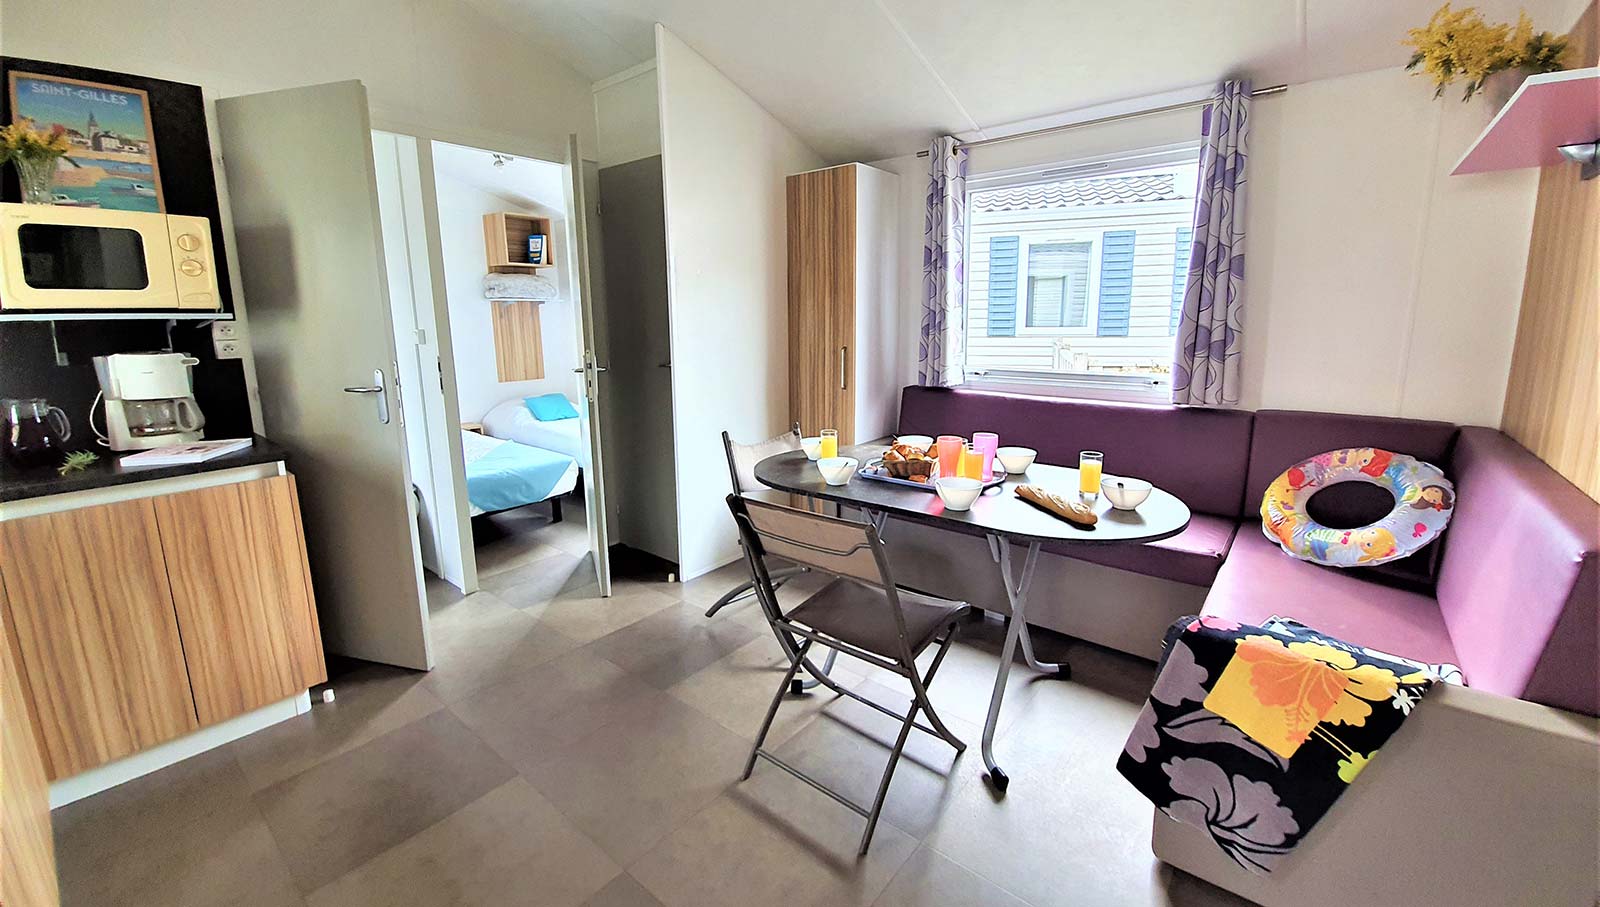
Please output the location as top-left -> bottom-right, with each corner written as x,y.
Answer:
882,443 -> 936,482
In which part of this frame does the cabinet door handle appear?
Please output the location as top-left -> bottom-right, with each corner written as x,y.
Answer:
839,346 -> 848,390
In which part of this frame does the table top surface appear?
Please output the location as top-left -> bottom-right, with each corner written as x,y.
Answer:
754,443 -> 1192,547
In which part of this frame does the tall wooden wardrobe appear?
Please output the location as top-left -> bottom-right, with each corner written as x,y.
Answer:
786,163 -> 899,445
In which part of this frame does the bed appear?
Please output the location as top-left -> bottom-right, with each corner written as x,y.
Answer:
461,429 -> 579,517
481,398 -> 587,463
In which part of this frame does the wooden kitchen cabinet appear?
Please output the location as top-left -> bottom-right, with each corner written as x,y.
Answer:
153,475 -> 326,726
0,499 -> 200,780
2,590 -> 59,907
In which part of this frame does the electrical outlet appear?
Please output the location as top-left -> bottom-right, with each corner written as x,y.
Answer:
214,339 -> 244,360
212,320 -> 239,340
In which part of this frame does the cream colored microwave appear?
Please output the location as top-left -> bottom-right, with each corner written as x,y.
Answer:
0,203 -> 221,311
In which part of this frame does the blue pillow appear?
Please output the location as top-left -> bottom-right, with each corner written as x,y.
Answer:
524,394 -> 579,422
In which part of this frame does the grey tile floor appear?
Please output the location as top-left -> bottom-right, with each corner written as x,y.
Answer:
52,507 -> 1250,907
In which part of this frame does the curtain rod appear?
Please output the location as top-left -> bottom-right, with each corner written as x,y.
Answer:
914,84 -> 1288,157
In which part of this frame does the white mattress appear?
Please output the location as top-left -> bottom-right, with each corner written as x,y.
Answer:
480,398 -> 588,463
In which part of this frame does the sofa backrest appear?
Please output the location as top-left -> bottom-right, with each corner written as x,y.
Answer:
1244,409 -> 1460,590
1436,428 -> 1599,716
896,386 -> 1254,517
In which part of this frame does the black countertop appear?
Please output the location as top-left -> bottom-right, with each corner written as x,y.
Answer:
0,436 -> 291,503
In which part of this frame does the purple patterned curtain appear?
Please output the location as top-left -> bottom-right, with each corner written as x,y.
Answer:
917,136 -> 970,387
1173,80 -> 1251,406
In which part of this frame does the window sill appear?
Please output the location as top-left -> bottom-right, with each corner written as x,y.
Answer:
963,370 -> 1172,405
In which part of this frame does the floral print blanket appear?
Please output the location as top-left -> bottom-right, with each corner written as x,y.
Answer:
1117,615 -> 1441,873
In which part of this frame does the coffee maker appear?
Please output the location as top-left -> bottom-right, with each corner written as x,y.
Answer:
92,353 -> 206,451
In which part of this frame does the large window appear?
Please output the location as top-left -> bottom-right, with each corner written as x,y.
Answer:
962,148 -> 1200,401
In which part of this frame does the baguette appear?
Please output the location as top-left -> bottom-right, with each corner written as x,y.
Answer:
1015,484 -> 1098,527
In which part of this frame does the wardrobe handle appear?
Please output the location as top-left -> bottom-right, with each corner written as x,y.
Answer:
839,346 -> 848,390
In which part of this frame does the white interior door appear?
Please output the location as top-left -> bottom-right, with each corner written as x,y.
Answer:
563,134 -> 613,595
217,81 -> 432,669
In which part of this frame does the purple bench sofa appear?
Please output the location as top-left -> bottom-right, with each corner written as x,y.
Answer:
892,385 -> 1599,906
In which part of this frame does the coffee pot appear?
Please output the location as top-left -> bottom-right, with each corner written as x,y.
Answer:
1,398 -> 72,470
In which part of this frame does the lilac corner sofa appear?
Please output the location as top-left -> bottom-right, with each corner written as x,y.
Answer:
887,386 -> 1599,906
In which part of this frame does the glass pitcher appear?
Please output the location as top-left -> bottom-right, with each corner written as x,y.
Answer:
2,398 -> 72,470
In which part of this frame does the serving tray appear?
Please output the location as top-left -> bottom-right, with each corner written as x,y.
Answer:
858,457 -> 1008,492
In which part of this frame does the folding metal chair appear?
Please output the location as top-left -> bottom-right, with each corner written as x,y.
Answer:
727,494 -> 970,855
703,425 -> 807,619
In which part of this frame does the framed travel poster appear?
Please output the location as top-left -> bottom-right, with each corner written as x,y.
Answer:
8,71 -> 165,211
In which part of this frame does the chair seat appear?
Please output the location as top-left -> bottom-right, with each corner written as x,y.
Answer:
787,579 -> 968,661
1050,513 -> 1238,587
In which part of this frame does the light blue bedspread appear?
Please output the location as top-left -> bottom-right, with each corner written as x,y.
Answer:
464,433 -> 575,514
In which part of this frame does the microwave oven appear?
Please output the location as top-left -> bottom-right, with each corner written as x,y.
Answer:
0,203 -> 221,311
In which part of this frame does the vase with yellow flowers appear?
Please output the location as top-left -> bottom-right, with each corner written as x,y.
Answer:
0,120 -> 72,204
1403,4 -> 1570,107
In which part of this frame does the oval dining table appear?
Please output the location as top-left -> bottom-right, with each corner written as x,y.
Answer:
755,442 -> 1192,792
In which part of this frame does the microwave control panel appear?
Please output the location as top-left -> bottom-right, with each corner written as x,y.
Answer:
169,214 -> 221,310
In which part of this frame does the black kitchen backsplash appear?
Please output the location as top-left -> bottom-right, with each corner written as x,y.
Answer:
0,58 -> 254,467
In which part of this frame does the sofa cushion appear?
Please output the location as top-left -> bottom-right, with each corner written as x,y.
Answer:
1435,428 -> 1599,715
1202,531 -> 1460,669
1053,513 -> 1237,587
897,386 -> 1254,517
1244,409 -> 1459,591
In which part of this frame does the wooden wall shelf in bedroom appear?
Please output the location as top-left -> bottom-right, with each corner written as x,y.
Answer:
492,299 -> 545,382
484,212 -> 555,273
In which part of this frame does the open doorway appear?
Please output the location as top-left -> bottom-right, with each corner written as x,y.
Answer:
372,131 -> 612,632
430,140 -> 595,593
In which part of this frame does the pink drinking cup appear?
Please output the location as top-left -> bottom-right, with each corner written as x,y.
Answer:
973,432 -> 999,479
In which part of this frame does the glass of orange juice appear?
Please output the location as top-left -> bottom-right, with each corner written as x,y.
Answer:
1079,450 -> 1104,500
819,429 -> 839,460
959,443 -> 986,480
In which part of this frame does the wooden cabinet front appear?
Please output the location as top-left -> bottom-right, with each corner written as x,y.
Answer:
2,609 -> 59,907
0,499 -> 199,780
788,165 -> 858,443
153,475 -> 326,727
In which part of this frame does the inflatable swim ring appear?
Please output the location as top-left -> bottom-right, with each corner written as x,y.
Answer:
1261,447 -> 1454,568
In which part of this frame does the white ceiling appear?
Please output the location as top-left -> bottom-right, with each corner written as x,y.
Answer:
432,139 -> 567,213
460,0 -> 1590,162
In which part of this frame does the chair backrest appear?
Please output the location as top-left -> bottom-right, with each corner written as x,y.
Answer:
726,494 -> 918,666
722,425 -> 802,495
732,495 -> 886,586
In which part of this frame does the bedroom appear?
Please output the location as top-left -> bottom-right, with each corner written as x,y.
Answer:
370,131 -> 616,632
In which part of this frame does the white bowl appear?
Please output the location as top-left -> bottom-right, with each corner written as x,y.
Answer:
996,446 -> 1037,474
894,434 -> 934,454
1102,476 -> 1152,510
816,456 -> 859,486
934,476 -> 983,512
800,437 -> 823,460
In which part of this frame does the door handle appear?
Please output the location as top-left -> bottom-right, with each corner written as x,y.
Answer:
342,369 -> 390,424
839,346 -> 848,390
571,366 -> 609,373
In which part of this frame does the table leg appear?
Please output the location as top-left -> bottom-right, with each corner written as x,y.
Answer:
980,537 -> 1069,793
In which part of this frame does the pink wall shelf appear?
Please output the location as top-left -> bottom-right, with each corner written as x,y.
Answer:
1452,68 -> 1599,176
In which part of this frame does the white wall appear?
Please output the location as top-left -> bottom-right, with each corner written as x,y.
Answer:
872,67 -> 1538,427
433,174 -> 580,422
594,63 -> 662,169
1,0 -> 597,160
656,25 -> 824,579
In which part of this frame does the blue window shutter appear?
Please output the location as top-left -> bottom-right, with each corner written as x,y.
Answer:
1096,230 -> 1135,337
987,236 -> 1019,337
1171,227 -> 1193,332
